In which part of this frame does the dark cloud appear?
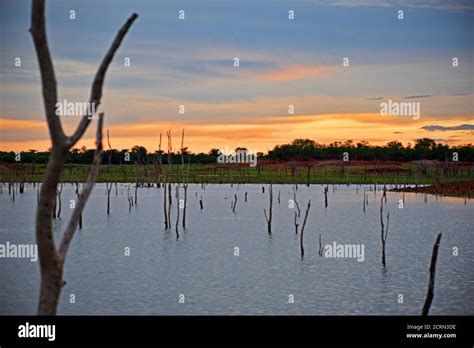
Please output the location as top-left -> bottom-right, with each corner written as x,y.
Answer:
421,124 -> 474,132
314,0 -> 474,10
403,95 -> 432,99
403,93 -> 471,99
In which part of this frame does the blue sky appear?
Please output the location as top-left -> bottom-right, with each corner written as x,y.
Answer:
0,0 -> 472,151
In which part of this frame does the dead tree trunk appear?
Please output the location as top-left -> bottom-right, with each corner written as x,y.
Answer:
77,192 -> 83,229
127,186 -> 133,212
166,129 -> 173,182
324,185 -> 328,208
175,185 -> 180,239
163,180 -> 168,228
231,194 -> 237,213
263,184 -> 273,234
182,183 -> 188,228
294,211 -> 299,234
30,0 -> 137,315
380,198 -> 389,267
318,234 -> 324,256
300,200 -> 311,257
363,187 -> 366,212
180,129 -> 185,182
422,233 -> 442,316
167,182 -> 172,226
106,181 -> 112,215
156,133 -> 163,187
134,177 -> 138,205
293,190 -> 301,217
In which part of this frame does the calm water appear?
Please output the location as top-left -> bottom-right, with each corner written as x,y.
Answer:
0,183 -> 473,315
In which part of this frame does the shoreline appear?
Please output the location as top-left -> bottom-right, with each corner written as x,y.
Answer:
390,180 -> 474,198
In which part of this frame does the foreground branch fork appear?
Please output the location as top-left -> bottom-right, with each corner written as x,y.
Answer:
31,0 -> 137,315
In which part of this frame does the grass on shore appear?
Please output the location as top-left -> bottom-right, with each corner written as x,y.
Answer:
1,162 -> 473,185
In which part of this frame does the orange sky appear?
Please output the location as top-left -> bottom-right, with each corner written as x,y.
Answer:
1,113 -> 472,153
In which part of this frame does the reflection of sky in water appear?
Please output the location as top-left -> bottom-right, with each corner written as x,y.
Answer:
0,184 -> 473,315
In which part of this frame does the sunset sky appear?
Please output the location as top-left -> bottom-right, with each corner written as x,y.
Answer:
0,0 -> 473,153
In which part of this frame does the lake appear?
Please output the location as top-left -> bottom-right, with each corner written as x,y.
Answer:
0,183 -> 473,315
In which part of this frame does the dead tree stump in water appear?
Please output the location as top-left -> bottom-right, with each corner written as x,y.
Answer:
300,200 -> 311,257
324,185 -> 328,208
106,181 -> 112,215
293,190 -> 301,217
263,184 -> 273,235
134,177 -> 138,205
231,193 -> 238,213
175,185 -> 180,239
363,188 -> 366,213
182,183 -> 188,228
380,198 -> 389,267
422,233 -> 442,316
294,211 -> 299,234
163,181 -> 168,228
318,234 -> 324,256
167,182 -> 172,226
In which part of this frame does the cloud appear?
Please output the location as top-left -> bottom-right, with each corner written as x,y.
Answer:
314,0 -> 474,10
421,124 -> 474,131
246,65 -> 337,82
403,93 -> 471,99
403,95 -> 433,99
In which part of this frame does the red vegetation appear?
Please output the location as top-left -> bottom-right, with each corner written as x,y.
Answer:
393,180 -> 474,197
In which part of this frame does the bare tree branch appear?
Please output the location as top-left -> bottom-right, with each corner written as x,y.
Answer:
66,12 -> 138,148
31,0 -> 137,315
29,0 -> 65,146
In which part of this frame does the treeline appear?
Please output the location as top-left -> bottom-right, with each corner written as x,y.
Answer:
268,138 -> 474,162
1,138 -> 473,164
